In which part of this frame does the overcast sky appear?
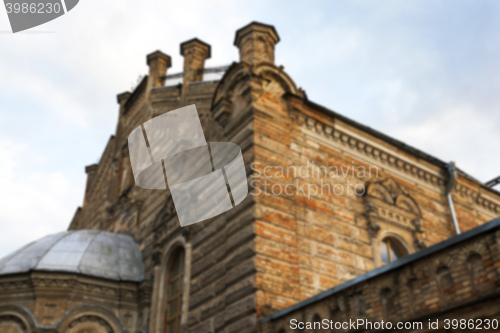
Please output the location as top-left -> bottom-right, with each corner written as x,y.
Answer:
0,0 -> 499,258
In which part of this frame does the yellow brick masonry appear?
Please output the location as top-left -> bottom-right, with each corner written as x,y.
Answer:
65,22 -> 500,333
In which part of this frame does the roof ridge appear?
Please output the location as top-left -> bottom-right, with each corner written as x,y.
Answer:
75,230 -> 101,272
35,231 -> 74,270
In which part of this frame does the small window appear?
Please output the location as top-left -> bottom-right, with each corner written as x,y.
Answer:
436,265 -> 454,298
164,248 -> 185,333
312,314 -> 326,333
380,237 -> 407,264
115,154 -> 124,199
380,288 -> 395,319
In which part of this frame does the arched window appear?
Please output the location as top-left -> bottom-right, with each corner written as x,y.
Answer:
436,265 -> 453,298
115,153 -> 124,199
407,278 -> 418,313
312,314 -> 326,333
380,237 -> 407,264
164,248 -> 185,333
380,288 -> 395,319
0,315 -> 28,333
466,253 -> 484,288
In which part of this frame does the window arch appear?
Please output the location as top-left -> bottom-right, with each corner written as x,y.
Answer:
380,288 -> 395,319
312,313 -> 326,333
0,315 -> 29,333
164,248 -> 185,333
466,252 -> 484,288
436,265 -> 453,298
380,237 -> 408,264
115,153 -> 124,199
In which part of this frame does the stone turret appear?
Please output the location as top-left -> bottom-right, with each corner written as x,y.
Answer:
234,21 -> 280,65
147,50 -> 171,88
180,38 -> 211,86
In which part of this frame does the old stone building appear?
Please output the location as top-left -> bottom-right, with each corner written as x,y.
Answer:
260,218 -> 500,332
1,22 -> 500,333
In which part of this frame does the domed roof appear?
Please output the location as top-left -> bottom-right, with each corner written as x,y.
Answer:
0,230 -> 144,282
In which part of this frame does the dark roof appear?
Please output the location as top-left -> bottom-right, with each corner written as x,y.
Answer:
0,230 -> 145,282
260,216 -> 500,324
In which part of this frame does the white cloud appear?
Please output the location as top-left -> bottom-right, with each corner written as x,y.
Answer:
0,0 -> 499,258
0,139 -> 83,257
391,105 -> 500,182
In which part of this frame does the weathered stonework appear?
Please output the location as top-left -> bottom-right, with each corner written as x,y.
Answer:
258,218 -> 500,333
0,272 -> 149,333
1,21 -> 499,333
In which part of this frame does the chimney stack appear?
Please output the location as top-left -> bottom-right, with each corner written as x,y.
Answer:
84,164 -> 98,206
180,38 -> 211,86
146,50 -> 171,88
234,22 -> 280,65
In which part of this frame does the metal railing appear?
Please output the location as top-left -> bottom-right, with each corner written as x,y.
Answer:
161,65 -> 231,81
486,176 -> 500,188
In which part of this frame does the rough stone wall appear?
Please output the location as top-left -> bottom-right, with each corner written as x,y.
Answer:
69,40 -> 258,333
258,219 -> 500,333
69,75 -> 220,276
0,272 -> 146,333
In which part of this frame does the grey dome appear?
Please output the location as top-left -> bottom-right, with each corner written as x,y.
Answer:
0,230 -> 144,282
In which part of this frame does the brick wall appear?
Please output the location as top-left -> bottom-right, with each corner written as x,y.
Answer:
248,85 -> 500,318
67,22 -> 500,333
259,218 -> 500,333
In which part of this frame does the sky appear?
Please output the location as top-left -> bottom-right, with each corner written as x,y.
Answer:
0,0 -> 499,258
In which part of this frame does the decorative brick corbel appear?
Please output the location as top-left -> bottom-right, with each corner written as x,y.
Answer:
414,239 -> 427,250
367,220 -> 381,239
411,219 -> 426,250
182,228 -> 191,241
213,97 -> 233,126
152,246 -> 162,266
412,219 -> 422,233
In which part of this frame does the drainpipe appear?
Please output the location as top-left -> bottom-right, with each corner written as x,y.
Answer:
445,162 -> 460,235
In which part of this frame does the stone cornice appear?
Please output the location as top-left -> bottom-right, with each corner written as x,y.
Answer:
290,110 -> 500,215
0,274 -> 140,302
290,110 -> 445,187
456,183 -> 500,214
0,281 -> 31,291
